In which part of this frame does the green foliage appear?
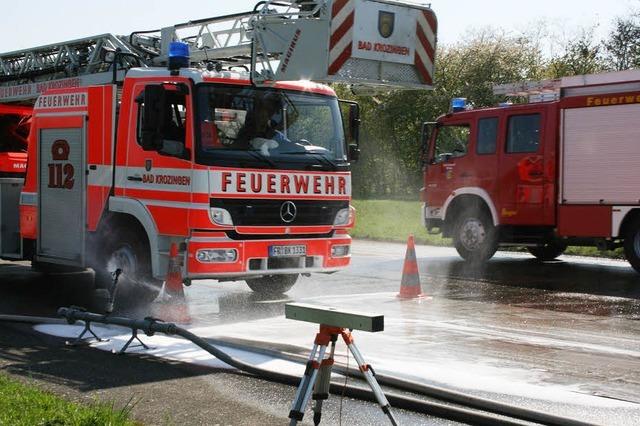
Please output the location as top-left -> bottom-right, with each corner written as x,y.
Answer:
0,374 -> 136,426
547,30 -> 604,77
603,13 -> 640,70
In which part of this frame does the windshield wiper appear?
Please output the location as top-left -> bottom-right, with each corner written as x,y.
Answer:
281,150 -> 339,171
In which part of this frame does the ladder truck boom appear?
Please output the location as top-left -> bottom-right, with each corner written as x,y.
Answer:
0,0 -> 437,104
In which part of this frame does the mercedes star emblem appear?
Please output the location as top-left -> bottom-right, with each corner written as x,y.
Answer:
280,201 -> 297,223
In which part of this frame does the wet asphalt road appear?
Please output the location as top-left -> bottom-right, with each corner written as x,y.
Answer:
1,240 -> 640,425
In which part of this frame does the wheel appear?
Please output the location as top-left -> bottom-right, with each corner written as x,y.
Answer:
452,208 -> 498,263
624,218 -> 640,273
245,274 -> 299,295
527,241 -> 567,261
96,231 -> 162,307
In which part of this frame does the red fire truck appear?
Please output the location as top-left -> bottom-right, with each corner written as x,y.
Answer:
422,69 -> 640,273
0,0 -> 437,299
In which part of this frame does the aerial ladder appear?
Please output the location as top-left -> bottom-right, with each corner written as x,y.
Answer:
0,0 -> 437,104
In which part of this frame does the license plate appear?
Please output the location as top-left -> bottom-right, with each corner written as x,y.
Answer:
269,245 -> 306,257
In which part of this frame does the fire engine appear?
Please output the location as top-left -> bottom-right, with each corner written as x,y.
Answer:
421,69 -> 640,273
0,0 -> 438,299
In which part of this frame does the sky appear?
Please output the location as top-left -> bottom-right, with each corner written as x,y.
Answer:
0,0 -> 637,53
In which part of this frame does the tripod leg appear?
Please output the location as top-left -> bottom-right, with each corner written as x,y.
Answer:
313,335 -> 337,425
343,333 -> 399,426
289,343 -> 327,426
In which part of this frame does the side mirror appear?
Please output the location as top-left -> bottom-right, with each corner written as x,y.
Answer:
339,100 -> 361,144
348,103 -> 360,145
420,122 -> 436,169
339,100 -> 361,162
348,144 -> 360,162
141,85 -> 166,151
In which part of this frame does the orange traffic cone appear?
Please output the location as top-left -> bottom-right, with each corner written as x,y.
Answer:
397,235 -> 424,299
154,243 -> 191,324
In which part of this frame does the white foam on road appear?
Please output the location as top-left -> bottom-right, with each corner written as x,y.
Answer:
34,323 -> 305,376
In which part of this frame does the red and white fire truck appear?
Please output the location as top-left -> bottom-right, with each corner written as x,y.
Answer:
0,0 -> 437,298
422,69 -> 640,273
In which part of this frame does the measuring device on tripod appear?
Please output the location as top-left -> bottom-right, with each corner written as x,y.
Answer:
285,303 -> 397,426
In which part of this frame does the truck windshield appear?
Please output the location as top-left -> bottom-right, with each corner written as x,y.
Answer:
195,84 -> 347,170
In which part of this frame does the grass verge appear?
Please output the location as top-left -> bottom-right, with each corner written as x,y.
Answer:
0,373 -> 136,426
351,199 -> 625,259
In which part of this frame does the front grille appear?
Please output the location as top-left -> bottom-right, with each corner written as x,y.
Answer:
212,199 -> 348,226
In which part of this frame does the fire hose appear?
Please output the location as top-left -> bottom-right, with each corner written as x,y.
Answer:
0,308 -> 597,426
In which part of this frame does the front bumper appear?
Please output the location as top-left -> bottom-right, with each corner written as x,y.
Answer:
185,233 -> 351,279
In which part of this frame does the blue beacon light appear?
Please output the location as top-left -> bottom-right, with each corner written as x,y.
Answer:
168,41 -> 190,71
450,97 -> 467,113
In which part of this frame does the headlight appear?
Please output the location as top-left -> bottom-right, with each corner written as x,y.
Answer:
331,245 -> 350,257
210,207 -> 233,226
196,249 -> 238,263
334,208 -> 350,225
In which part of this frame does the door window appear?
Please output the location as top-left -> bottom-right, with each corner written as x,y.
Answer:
137,89 -> 188,158
431,124 -> 470,164
477,117 -> 498,154
506,114 -> 540,153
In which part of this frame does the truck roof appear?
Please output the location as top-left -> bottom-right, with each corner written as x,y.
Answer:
436,101 -> 552,123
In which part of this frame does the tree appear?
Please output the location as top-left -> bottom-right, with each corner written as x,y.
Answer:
547,29 -> 603,77
603,14 -> 640,71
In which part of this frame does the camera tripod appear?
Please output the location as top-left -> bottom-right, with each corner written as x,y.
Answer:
288,324 -> 398,426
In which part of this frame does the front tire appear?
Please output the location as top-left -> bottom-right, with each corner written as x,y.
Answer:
528,241 -> 567,261
624,218 -> 640,273
97,231 -> 162,306
452,209 -> 498,263
245,274 -> 298,295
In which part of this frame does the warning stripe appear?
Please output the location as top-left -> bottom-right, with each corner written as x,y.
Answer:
331,0 -> 349,18
328,0 -> 355,75
329,11 -> 354,50
414,9 -> 437,85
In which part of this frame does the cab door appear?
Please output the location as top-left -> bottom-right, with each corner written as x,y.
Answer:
497,106 -> 552,225
123,81 -> 194,237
